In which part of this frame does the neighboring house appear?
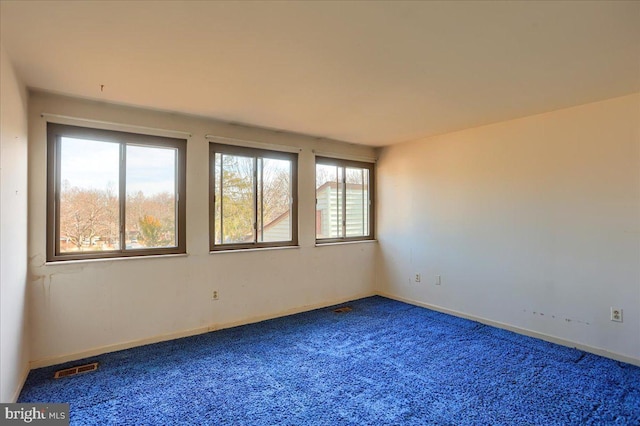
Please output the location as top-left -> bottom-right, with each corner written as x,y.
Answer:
259,211 -> 291,242
262,181 -> 369,241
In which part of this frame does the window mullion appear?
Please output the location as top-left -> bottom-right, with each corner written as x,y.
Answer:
220,154 -> 224,243
253,157 -> 258,244
338,167 -> 342,238
119,143 -> 127,252
259,158 -> 264,243
54,137 -> 63,256
341,167 -> 347,238
362,168 -> 365,236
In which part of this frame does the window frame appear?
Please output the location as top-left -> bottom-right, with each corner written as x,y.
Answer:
46,123 -> 187,262
209,143 -> 299,251
315,156 -> 375,244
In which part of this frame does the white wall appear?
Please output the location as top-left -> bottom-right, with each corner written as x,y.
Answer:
0,44 -> 30,402
28,92 -> 377,367
376,94 -> 640,363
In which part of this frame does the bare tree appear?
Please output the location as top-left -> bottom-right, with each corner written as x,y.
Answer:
60,181 -> 176,251
214,154 -> 293,243
59,184 -> 118,251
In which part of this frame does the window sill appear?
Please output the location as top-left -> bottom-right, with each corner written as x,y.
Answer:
44,253 -> 189,266
315,239 -> 378,247
209,245 -> 300,254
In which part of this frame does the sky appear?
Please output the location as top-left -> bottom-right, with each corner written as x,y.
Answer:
60,137 -> 176,196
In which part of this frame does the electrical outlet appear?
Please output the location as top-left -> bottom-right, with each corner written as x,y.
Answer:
415,273 -> 421,283
611,307 -> 622,322
212,290 -> 219,301
435,275 -> 441,286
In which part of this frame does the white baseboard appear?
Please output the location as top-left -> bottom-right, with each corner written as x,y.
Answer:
10,364 -> 30,403
378,291 -> 640,367
29,290 -> 638,370
30,291 -> 376,369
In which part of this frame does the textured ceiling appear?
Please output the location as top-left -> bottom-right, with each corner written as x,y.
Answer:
1,1 -> 638,146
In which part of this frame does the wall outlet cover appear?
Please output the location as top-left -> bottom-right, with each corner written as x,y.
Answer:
611,307 -> 622,322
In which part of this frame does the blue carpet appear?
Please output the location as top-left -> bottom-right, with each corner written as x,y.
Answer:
19,296 -> 640,425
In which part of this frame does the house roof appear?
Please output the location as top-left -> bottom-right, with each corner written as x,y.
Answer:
262,210 -> 290,233
315,182 -> 369,193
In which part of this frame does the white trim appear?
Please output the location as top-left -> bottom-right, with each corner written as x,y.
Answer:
312,149 -> 377,163
10,364 -> 31,403
28,291 -> 638,371
378,292 -> 640,367
41,113 -> 192,138
29,291 -> 376,369
209,245 -> 300,254
44,253 -> 188,266
206,135 -> 302,153
315,239 -> 378,247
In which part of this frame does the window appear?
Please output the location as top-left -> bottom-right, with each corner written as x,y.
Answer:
315,157 -> 374,242
209,143 -> 298,250
47,123 -> 186,261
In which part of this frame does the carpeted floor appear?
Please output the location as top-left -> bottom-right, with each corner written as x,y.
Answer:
19,296 -> 640,425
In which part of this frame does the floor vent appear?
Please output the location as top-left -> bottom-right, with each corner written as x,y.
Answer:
54,362 -> 99,379
333,306 -> 352,313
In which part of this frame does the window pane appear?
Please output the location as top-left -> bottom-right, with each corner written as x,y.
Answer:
316,164 -> 342,238
315,157 -> 374,243
49,123 -> 186,261
59,137 -> 120,252
210,143 -> 298,250
345,167 -> 369,237
214,153 -> 222,244
217,154 -> 255,244
126,145 -> 177,249
258,158 -> 292,242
